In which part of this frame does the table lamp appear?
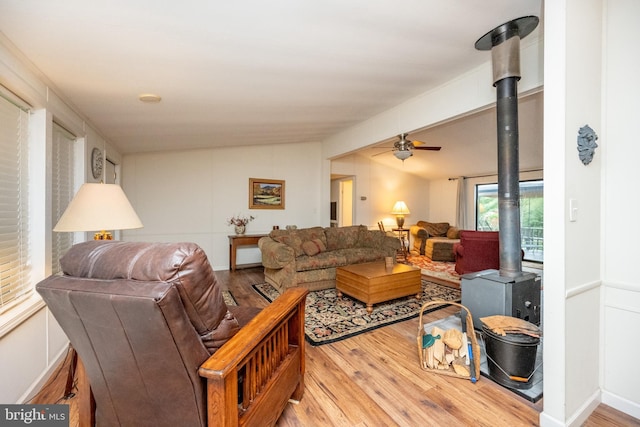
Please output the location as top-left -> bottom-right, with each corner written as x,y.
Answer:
54,183 -> 143,240
391,201 -> 410,229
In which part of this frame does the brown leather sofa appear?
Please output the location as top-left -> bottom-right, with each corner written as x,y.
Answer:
37,240 -> 308,427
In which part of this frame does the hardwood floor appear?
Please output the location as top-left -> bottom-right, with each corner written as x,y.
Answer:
30,267 -> 638,426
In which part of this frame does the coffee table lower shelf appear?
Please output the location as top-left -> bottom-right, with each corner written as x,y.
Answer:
336,261 -> 421,313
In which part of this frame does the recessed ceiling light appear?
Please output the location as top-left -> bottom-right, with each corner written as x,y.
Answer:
139,93 -> 162,103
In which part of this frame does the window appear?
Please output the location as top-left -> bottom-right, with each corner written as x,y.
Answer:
51,123 -> 76,275
476,180 -> 544,262
0,94 -> 31,314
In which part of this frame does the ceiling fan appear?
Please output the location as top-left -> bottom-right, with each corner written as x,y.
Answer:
373,133 -> 441,161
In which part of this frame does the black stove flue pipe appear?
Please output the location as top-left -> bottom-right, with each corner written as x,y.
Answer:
475,16 -> 539,278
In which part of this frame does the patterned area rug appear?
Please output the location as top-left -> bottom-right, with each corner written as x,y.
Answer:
223,290 -> 237,306
406,255 -> 460,287
253,279 -> 461,346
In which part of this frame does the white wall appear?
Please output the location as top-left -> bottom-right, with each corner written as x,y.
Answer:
541,0 -> 604,424
427,179 -> 458,226
121,142 -> 325,270
331,153 -> 431,230
541,0 -> 640,425
600,0 -> 640,419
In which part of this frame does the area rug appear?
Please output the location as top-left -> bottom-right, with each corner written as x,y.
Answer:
223,290 -> 237,307
406,254 -> 461,287
253,279 -> 460,346
422,314 -> 543,403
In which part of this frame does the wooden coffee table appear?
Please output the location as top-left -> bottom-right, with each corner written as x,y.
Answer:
336,261 -> 421,313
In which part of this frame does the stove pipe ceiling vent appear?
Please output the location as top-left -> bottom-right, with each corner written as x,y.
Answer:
475,16 -> 539,278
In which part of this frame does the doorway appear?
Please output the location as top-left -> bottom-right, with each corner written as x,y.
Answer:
340,178 -> 353,226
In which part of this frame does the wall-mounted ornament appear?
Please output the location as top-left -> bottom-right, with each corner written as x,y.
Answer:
91,147 -> 104,179
577,125 -> 598,165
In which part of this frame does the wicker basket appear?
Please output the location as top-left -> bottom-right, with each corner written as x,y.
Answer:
416,300 -> 481,382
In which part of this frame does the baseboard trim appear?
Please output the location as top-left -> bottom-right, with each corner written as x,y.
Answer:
18,343 -> 70,403
566,389 -> 601,427
539,389 -> 601,427
602,390 -> 640,420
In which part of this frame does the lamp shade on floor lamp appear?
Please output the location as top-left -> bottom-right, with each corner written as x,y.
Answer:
54,183 -> 143,240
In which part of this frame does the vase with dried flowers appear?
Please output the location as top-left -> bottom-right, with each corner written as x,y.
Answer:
227,214 -> 255,235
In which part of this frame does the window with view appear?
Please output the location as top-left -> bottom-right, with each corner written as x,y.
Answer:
476,180 -> 543,262
52,123 -> 76,275
0,93 -> 31,314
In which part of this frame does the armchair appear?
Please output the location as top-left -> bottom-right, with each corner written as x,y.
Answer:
453,230 -> 524,274
453,230 -> 500,274
37,240 -> 308,427
409,221 -> 460,261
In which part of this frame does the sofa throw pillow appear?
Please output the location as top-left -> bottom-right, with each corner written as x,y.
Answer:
296,226 -> 328,249
301,238 -> 327,256
325,225 -> 362,251
271,230 -> 304,257
447,227 -> 460,239
357,228 -> 385,248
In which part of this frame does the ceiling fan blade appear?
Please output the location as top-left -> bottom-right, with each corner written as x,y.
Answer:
413,146 -> 441,151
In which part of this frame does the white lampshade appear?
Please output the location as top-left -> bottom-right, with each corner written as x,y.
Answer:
391,201 -> 410,229
54,183 -> 143,235
391,201 -> 410,215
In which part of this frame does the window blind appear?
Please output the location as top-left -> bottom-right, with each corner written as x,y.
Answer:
51,123 -> 75,275
0,94 -> 30,314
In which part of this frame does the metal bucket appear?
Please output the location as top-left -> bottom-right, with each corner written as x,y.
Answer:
482,325 -> 539,389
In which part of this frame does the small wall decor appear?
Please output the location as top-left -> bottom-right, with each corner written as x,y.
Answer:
577,125 -> 598,165
249,178 -> 285,209
91,147 -> 104,179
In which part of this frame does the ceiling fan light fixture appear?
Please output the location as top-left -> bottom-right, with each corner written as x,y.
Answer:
393,149 -> 412,161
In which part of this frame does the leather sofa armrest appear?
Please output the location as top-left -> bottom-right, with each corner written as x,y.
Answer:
258,237 -> 295,269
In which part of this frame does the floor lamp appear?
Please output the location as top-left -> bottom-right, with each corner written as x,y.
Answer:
53,182 -> 143,411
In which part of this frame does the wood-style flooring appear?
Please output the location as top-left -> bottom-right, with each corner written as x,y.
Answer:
29,267 -> 639,426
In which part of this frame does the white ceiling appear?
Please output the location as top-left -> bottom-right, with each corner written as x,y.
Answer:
0,0 -> 543,179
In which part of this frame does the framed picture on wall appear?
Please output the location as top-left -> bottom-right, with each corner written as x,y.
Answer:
249,178 -> 285,209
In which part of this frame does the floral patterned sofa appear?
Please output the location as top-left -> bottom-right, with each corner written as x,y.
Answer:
258,225 -> 400,292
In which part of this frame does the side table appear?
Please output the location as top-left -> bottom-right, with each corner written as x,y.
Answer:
228,234 -> 267,271
392,228 -> 410,261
